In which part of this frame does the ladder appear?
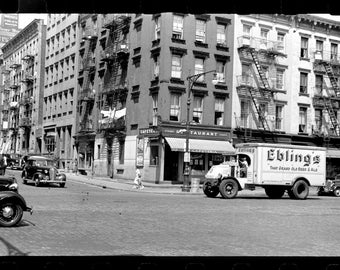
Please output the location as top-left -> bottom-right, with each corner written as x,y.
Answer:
248,87 -> 270,130
318,61 -> 340,135
322,62 -> 340,97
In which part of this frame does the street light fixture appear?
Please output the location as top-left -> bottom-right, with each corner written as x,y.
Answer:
182,69 -> 218,192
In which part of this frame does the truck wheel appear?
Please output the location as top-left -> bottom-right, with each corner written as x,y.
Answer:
333,188 -> 340,197
265,187 -> 285,199
219,179 -> 238,199
203,181 -> 219,198
291,180 -> 309,200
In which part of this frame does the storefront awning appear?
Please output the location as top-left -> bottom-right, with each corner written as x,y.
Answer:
327,149 -> 340,158
164,137 -> 235,155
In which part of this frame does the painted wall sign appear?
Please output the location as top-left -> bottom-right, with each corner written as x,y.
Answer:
136,137 -> 144,167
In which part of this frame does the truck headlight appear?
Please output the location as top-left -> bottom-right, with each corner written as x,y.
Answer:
44,170 -> 49,174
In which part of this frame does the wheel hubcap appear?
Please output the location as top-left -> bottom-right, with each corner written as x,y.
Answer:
2,206 -> 14,218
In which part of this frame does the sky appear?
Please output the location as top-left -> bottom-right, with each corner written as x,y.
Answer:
18,13 -> 47,29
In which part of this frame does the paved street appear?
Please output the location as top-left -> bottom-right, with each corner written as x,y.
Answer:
1,169 -> 340,257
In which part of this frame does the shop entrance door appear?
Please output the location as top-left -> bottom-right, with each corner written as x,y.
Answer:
164,144 -> 178,181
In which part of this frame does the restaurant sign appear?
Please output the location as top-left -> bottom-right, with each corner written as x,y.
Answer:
162,126 -> 231,140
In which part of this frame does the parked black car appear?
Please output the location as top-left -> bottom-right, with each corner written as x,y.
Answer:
0,175 -> 32,227
7,154 -> 23,170
21,156 -> 66,187
317,176 -> 340,197
0,176 -> 18,192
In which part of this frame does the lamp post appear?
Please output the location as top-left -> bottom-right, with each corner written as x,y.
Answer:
182,69 -> 217,192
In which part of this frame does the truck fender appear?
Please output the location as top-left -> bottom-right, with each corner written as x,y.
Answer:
0,191 -> 28,209
291,177 -> 310,187
222,177 -> 242,190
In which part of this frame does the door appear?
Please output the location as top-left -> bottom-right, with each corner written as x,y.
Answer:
163,144 -> 178,181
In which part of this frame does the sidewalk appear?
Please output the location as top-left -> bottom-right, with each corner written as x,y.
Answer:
63,172 -> 205,195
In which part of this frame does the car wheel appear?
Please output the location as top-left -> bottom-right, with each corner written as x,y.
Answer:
59,183 -> 65,188
22,172 -> 27,184
219,178 -> 238,199
333,188 -> 340,197
0,202 -> 23,227
265,187 -> 285,199
203,181 -> 219,198
291,180 -> 309,200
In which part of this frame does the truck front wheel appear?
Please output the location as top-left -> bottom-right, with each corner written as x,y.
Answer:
291,180 -> 309,200
203,181 -> 219,198
219,179 -> 238,199
264,187 -> 285,199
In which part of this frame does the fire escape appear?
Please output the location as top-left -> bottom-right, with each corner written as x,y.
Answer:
236,36 -> 286,139
313,51 -> 340,137
79,27 -> 97,132
99,14 -> 130,136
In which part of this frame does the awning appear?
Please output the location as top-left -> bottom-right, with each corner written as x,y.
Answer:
164,137 -> 235,155
327,149 -> 340,159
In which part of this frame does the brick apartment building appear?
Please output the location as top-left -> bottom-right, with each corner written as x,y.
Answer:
0,19 -> 46,156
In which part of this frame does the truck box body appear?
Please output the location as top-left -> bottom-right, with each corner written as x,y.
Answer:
235,143 -> 326,188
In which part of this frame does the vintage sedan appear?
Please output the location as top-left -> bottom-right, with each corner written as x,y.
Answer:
0,176 -> 19,192
21,156 -> 66,187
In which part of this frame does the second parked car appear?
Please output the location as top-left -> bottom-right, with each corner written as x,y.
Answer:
21,156 -> 66,187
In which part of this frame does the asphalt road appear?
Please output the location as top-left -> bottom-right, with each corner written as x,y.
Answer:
1,169 -> 340,257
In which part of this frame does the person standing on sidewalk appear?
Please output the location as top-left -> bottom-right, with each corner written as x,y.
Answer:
133,169 -> 144,189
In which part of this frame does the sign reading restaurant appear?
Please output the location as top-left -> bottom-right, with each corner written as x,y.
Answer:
139,126 -> 231,140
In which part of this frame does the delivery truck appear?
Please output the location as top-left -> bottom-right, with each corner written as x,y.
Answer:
203,143 -> 326,199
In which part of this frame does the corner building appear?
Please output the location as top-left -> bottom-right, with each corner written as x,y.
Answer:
78,13 -> 234,182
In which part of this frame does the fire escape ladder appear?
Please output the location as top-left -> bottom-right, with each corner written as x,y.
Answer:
248,87 -> 270,131
249,49 -> 271,95
323,62 -> 340,97
80,39 -> 95,127
323,95 -> 340,136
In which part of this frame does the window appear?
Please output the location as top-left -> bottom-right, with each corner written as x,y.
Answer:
316,40 -> 323,58
331,43 -> 338,61
300,37 -> 308,58
150,145 -> 159,166
214,98 -> 224,126
300,72 -> 308,94
152,94 -> 158,126
172,15 -> 183,39
216,61 -> 226,82
194,58 -> 204,82
195,19 -> 206,43
260,29 -> 268,49
45,137 -> 56,153
153,55 -> 160,78
217,24 -> 227,45
193,96 -> 203,124
315,75 -> 323,95
170,93 -> 180,121
314,109 -> 322,132
277,32 -> 285,51
276,69 -> 284,90
155,16 -> 161,40
243,24 -> 251,37
275,105 -> 283,130
299,107 -> 307,133
119,140 -> 124,164
240,100 -> 250,128
171,54 -> 182,78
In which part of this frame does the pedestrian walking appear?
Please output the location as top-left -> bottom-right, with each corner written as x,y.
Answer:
0,155 -> 7,175
133,169 -> 144,189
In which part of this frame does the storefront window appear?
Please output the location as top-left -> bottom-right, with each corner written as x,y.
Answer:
190,153 -> 204,175
150,145 -> 159,166
208,154 -> 224,168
